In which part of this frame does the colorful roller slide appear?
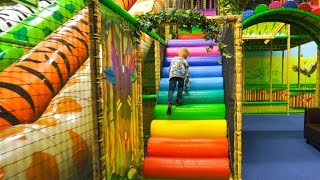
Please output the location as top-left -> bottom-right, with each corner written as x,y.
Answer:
143,31 -> 230,178
0,0 -> 157,179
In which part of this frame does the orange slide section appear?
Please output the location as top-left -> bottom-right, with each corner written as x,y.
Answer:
0,8 -> 89,130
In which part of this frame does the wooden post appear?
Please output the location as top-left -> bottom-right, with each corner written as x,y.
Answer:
298,45 -> 301,88
88,0 -> 103,179
234,16 -> 243,180
191,0 -> 194,9
287,24 -> 291,112
136,45 -> 144,170
281,50 -> 285,84
154,41 -> 161,93
315,48 -> 320,107
269,40 -> 273,102
203,0 -> 206,9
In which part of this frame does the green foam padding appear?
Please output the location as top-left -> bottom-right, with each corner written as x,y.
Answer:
157,90 -> 224,104
179,27 -> 202,34
154,104 -> 226,120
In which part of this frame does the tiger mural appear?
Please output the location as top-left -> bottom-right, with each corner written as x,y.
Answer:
0,7 -> 89,131
0,0 -> 54,33
0,59 -> 94,179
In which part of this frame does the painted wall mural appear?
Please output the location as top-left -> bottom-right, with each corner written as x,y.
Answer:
245,42 -> 317,85
100,4 -> 142,180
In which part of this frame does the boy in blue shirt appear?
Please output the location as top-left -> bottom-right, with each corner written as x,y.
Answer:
167,47 -> 189,115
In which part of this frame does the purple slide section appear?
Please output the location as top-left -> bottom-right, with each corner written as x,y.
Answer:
168,39 -> 216,47
166,46 -> 220,57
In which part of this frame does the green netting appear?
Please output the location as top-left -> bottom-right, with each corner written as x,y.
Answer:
154,104 -> 226,120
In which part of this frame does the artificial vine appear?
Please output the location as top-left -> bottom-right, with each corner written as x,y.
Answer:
124,8 -> 233,58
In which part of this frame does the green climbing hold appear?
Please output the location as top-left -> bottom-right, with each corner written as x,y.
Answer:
254,4 -> 269,14
42,27 -> 53,37
52,11 -> 63,22
65,4 -> 76,13
13,27 -> 28,41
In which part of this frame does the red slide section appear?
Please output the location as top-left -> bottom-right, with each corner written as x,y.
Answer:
147,137 -> 229,157
143,157 -> 230,179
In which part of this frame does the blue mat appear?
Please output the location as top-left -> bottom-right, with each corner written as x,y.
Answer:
161,66 -> 222,78
163,56 -> 222,67
242,115 -> 320,180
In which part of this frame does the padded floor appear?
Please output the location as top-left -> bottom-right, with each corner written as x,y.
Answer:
243,115 -> 320,180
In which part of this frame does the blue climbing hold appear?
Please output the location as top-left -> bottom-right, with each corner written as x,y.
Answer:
283,0 -> 298,8
242,10 -> 254,20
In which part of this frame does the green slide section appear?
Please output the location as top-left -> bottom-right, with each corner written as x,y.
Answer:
154,104 -> 226,120
0,0 -> 87,71
157,90 -> 224,104
179,26 -> 202,34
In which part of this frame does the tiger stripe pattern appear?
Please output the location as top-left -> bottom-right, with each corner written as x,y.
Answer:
0,0 -> 54,33
0,59 -> 94,179
0,8 -> 89,130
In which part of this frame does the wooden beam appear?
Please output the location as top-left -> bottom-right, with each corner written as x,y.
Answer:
287,24 -> 291,112
270,40 -> 273,102
298,45 -> 301,88
264,23 -> 286,44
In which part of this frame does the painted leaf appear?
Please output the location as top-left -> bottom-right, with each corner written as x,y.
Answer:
103,67 -> 116,84
111,42 -> 119,73
130,68 -> 137,82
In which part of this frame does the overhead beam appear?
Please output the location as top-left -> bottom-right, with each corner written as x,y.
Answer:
264,23 -> 286,44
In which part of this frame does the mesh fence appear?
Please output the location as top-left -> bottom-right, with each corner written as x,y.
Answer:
0,0 -> 100,179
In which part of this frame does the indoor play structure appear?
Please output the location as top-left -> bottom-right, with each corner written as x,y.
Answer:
0,0 -> 319,180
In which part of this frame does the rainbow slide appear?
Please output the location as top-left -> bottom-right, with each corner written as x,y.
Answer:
143,28 -> 230,179
0,0 -> 166,179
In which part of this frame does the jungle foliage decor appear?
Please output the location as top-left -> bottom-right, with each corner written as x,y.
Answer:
218,0 -> 251,15
124,8 -> 232,58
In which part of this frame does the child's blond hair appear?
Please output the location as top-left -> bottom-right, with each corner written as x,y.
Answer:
178,47 -> 189,59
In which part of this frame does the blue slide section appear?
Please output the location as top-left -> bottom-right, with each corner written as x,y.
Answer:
163,56 -> 222,67
159,77 -> 224,91
162,66 -> 222,78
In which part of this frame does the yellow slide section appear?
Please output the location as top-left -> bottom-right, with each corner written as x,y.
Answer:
151,120 -> 227,138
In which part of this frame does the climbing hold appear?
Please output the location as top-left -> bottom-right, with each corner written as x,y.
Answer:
242,10 -> 254,20
298,2 -> 312,12
269,1 -> 283,9
254,4 -> 269,14
283,0 -> 298,8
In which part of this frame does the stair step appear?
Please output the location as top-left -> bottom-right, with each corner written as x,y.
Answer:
178,34 -> 205,39
166,46 -> 219,57
157,90 -> 224,104
160,77 -> 223,91
162,66 -> 222,78
154,104 -> 226,120
143,157 -> 230,179
151,120 -> 226,138
164,56 -> 222,67
147,137 -> 229,157
168,39 -> 216,47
